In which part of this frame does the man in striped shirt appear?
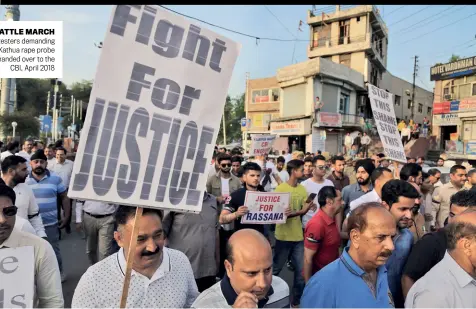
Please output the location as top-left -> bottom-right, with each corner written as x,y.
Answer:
192,229 -> 289,308
26,149 -> 71,281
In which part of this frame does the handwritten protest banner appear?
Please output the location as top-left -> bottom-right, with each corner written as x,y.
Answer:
249,134 -> 276,156
0,246 -> 34,308
241,191 -> 290,224
367,84 -> 407,163
68,5 -> 241,213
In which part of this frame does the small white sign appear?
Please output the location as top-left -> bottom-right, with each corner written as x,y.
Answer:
367,84 -> 407,163
249,134 -> 276,156
0,21 -> 63,78
241,191 -> 290,224
68,5 -> 240,213
0,246 -> 35,308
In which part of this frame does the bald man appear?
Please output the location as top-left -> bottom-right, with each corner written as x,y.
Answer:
405,209 -> 476,308
192,229 -> 290,308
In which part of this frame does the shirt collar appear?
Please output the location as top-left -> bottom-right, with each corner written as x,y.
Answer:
117,247 -> 171,282
340,246 -> 387,278
0,228 -> 21,248
317,209 -> 335,226
220,274 -> 274,308
28,169 -> 51,182
444,251 -> 475,288
354,183 -> 373,192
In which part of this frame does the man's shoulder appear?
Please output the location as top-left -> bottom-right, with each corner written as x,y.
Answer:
14,182 -> 34,193
324,179 -> 335,186
191,281 -> 224,308
307,259 -> 341,286
82,253 -> 119,279
166,247 -> 191,265
269,275 -> 289,301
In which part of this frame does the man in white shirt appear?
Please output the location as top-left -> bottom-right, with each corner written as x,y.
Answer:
44,144 -> 56,166
72,205 -> 199,308
76,199 -> 118,265
16,139 -> 33,162
301,155 -> 334,228
0,184 -> 64,308
0,141 -> 19,163
276,156 -> 289,183
1,155 -> 47,238
48,146 -> 74,189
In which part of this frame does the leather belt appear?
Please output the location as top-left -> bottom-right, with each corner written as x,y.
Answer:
84,211 -> 114,219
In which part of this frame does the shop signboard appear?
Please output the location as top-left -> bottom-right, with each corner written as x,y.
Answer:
445,140 -> 463,153
459,99 -> 476,111
432,114 -> 460,126
430,56 -> 476,81
450,100 -> 460,112
466,141 -> 476,155
433,101 -> 451,114
317,112 -> 342,127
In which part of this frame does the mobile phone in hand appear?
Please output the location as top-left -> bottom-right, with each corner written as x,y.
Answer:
306,193 -> 317,203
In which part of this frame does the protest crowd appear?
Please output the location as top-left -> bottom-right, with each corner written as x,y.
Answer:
1,136 -> 476,308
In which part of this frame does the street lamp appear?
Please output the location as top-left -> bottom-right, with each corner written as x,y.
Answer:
67,126 -> 72,138
11,122 -> 17,138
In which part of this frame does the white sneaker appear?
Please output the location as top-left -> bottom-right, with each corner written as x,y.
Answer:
61,272 -> 67,283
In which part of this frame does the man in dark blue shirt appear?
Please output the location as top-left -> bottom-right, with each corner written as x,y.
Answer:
301,203 -> 396,308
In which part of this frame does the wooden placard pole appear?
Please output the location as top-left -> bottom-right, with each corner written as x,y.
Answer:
119,206 -> 143,308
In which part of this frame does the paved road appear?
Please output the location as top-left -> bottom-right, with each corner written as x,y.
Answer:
59,229 -> 294,308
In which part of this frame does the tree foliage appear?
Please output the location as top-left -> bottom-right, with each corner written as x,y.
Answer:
217,93 -> 245,145
449,54 -> 461,62
0,110 -> 40,139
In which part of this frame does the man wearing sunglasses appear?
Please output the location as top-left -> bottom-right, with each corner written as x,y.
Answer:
0,184 -> 64,307
206,153 -> 241,206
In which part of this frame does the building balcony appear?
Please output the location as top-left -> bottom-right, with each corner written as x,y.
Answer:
341,113 -> 365,126
246,102 -> 280,113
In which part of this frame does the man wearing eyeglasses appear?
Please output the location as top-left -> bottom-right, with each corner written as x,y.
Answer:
0,184 -> 64,307
207,153 -> 242,206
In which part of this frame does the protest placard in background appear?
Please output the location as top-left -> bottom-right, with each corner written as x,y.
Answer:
249,135 -> 276,156
367,84 -> 407,163
241,191 -> 290,224
68,5 -> 241,213
0,246 -> 34,308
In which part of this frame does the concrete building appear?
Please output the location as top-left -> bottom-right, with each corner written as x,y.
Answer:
0,5 -> 20,116
306,5 -> 432,122
431,55 -> 476,159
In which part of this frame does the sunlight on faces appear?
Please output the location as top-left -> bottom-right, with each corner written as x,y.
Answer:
114,213 -> 165,270
350,208 -> 396,268
24,141 -> 32,153
313,160 -> 327,178
303,161 -> 313,176
383,196 -> 415,229
232,162 -> 241,173
375,171 -> 393,192
10,162 -> 28,184
428,172 -> 441,185
332,160 -> 345,174
44,147 -> 55,160
225,234 -> 273,300
0,196 -> 16,243
56,149 -> 66,164
244,169 -> 261,188
328,190 -> 343,215
451,168 -> 467,187
30,159 -> 47,175
293,165 -> 304,179
356,167 -> 370,185
449,204 -> 471,223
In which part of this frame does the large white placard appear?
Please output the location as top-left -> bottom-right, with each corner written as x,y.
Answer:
68,5 -> 240,213
0,246 -> 35,308
367,84 -> 407,163
249,134 -> 276,156
241,191 -> 289,224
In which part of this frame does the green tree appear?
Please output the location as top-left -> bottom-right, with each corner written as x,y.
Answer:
449,54 -> 461,62
0,110 -> 40,139
217,93 -> 245,145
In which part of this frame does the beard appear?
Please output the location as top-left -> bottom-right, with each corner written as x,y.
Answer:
33,167 -> 45,175
357,177 -> 370,185
13,174 -> 26,185
220,168 -> 230,174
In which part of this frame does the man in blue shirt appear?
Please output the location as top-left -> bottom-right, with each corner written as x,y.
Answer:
26,149 -> 71,281
301,203 -> 396,308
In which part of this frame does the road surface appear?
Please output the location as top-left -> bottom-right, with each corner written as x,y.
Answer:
60,229 -> 294,307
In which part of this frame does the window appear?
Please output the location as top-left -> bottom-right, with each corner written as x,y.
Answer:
395,95 -> 401,106
312,25 -> 330,48
441,77 -> 476,100
263,114 -> 272,127
339,54 -> 351,67
339,93 -> 349,114
428,107 -> 432,114
418,103 -> 423,113
472,83 -> 476,96
338,20 -> 350,45
251,89 -> 280,103
356,16 -> 361,22
408,99 -> 412,109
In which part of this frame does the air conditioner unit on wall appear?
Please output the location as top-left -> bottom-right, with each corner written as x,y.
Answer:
444,94 -> 453,101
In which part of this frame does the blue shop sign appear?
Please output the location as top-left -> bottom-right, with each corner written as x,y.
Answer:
450,100 -> 460,111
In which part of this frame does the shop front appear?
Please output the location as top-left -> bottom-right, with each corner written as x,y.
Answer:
270,117 -> 312,153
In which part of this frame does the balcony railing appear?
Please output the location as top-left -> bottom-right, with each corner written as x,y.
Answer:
341,113 -> 365,126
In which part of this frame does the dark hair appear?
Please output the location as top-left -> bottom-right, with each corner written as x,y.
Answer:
370,167 -> 392,186
242,162 -> 262,174
1,155 -> 27,174
318,186 -> 338,208
355,158 -> 375,175
417,156 -> 425,160
304,157 -> 313,164
450,164 -> 466,175
286,159 -> 304,176
399,163 -> 422,181
277,156 -> 285,164
381,180 -> 420,208
230,147 -> 242,156
0,184 -> 16,204
6,141 -> 19,152
226,240 -> 234,265
438,157 -> 445,162
446,219 -> 476,250
377,153 -> 386,158
33,141 -> 43,147
114,205 -> 163,227
47,144 -> 55,149
231,156 -> 242,164
427,168 -> 441,177
331,155 -> 345,164
317,150 -> 322,155
217,153 -> 232,164
236,167 -> 244,178
54,140 -> 63,148
468,169 -> 476,178
55,146 -> 67,155
24,139 -> 33,145
450,190 -> 476,208
312,155 -> 326,165
347,202 -> 386,236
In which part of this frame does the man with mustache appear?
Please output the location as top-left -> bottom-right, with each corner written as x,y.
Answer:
301,202 -> 396,308
26,149 -> 71,282
72,205 -> 199,308
192,229 -> 290,308
1,155 -> 46,238
0,184 -> 64,308
207,153 -> 241,206
379,179 -> 419,308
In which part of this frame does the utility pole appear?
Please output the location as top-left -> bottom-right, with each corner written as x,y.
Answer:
410,55 -> 418,120
46,91 -> 50,115
222,113 -> 227,146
